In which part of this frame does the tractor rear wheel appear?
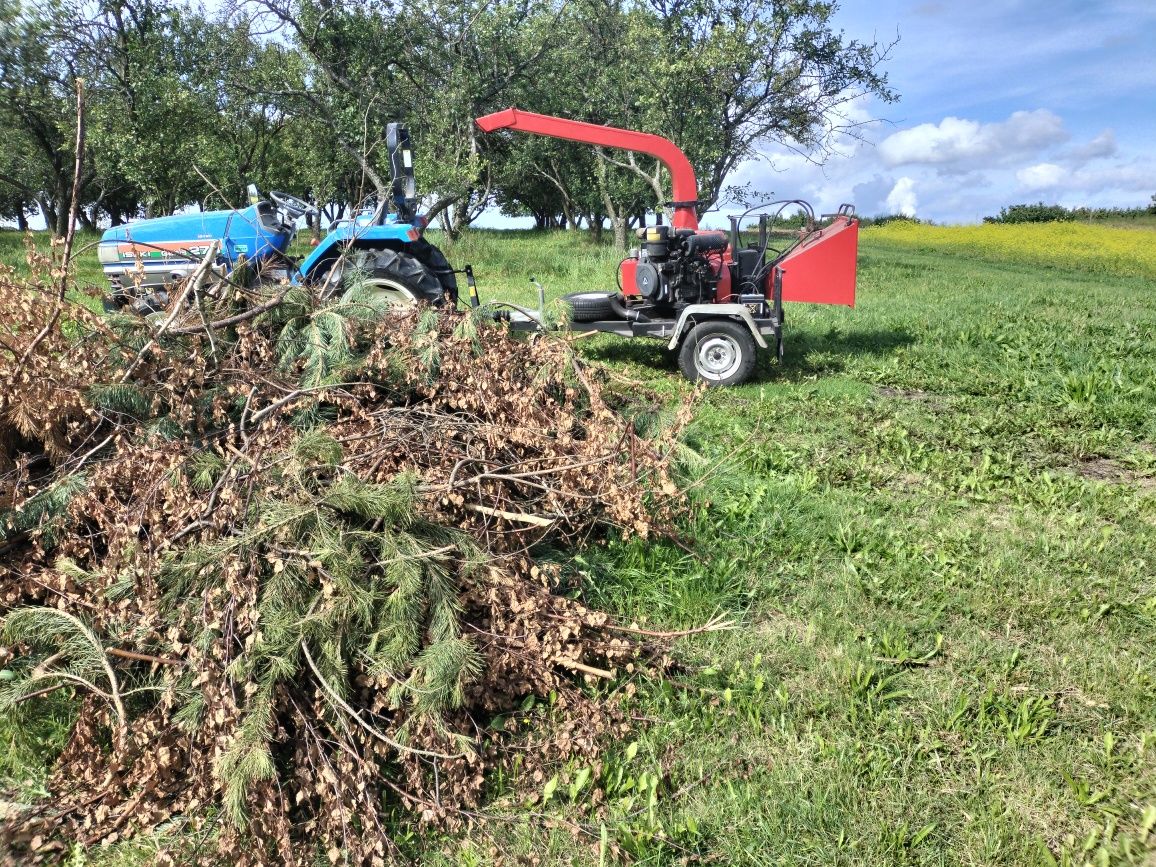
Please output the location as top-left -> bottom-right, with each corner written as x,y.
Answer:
678,319 -> 757,387
353,248 -> 446,309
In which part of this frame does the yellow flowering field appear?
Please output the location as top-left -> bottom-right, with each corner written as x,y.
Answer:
867,220 -> 1156,280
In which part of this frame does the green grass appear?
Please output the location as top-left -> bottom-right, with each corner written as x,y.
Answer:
0,228 -> 107,290
4,226 -> 1156,865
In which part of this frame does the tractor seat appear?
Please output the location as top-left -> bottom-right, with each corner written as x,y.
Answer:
255,201 -> 288,232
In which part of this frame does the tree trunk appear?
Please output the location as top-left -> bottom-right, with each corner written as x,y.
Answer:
16,207 -> 28,232
448,200 -> 470,240
594,149 -> 627,251
39,197 -> 59,236
53,173 -> 70,238
613,218 -> 627,250
425,194 -> 460,229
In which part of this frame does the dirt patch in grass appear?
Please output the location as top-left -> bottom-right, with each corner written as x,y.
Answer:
1074,456 -> 1156,489
876,385 -> 943,405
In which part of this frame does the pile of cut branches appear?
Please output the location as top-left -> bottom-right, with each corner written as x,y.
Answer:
0,251 -> 692,865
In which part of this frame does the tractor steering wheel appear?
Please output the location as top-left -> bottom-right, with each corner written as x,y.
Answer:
268,190 -> 314,219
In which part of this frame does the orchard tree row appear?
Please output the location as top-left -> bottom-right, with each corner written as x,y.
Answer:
0,0 -> 895,245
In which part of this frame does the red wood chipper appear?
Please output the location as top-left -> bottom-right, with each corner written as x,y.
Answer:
475,107 -> 860,387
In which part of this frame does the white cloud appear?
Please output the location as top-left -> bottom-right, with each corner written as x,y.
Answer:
1063,129 -> 1117,164
1015,157 -> 1156,197
1067,162 -> 1156,194
707,90 -> 1152,226
1017,162 -> 1066,190
878,110 -> 1067,170
885,177 -> 918,216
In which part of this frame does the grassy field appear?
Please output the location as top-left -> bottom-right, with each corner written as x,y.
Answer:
2,224 -> 1156,865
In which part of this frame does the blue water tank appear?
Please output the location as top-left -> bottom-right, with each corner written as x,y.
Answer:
98,203 -> 293,289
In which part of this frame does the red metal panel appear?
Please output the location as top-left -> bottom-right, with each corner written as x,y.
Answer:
619,257 -> 641,296
773,217 -> 858,307
475,108 -> 700,231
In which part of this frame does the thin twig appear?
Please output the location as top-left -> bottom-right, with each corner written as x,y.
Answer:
553,657 -> 613,679
300,640 -> 464,760
168,287 -> 289,335
608,613 -> 737,639
11,682 -> 69,706
119,241 -> 220,383
58,78 -> 86,297
13,79 -> 86,372
106,647 -> 184,667
465,504 -> 554,527
247,381 -> 360,426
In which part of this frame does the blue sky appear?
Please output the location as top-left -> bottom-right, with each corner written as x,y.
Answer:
722,0 -> 1156,224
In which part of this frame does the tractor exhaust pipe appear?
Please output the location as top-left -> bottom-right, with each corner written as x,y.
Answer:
386,122 -> 418,225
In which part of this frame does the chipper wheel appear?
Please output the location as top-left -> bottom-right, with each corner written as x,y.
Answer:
352,248 -> 447,309
678,319 -> 757,387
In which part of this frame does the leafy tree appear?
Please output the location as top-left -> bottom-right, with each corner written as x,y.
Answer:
0,0 -> 87,235
83,0 -> 246,217
0,123 -> 41,229
983,202 -> 1075,224
494,0 -> 896,247
236,0 -> 565,237
636,0 -> 897,215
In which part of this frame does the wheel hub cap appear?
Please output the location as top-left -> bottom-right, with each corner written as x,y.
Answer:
696,335 -> 740,379
365,279 -> 417,310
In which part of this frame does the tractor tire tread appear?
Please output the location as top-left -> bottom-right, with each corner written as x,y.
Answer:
410,240 -> 459,302
361,248 -> 445,305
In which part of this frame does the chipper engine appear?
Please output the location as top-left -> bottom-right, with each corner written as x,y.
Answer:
99,110 -> 859,388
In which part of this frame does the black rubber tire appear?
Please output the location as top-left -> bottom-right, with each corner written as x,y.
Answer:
677,319 -> 758,387
564,291 -> 626,322
409,239 -> 458,303
356,248 -> 445,306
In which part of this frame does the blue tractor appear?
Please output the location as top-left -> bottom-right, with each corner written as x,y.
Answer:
98,124 -> 458,313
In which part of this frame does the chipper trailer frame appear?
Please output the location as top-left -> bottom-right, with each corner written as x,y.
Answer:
98,111 -> 859,388
474,108 -> 860,386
